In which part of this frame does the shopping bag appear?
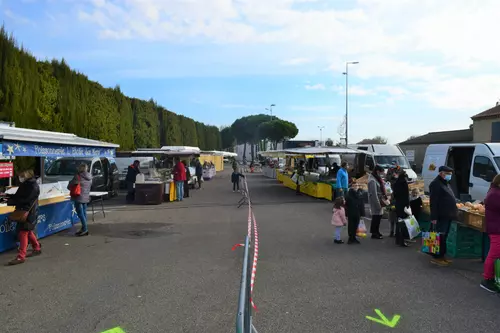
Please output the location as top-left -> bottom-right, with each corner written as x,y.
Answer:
404,206 -> 413,216
421,230 -> 441,255
69,175 -> 81,198
403,215 -> 421,239
356,220 -> 367,238
495,259 -> 500,288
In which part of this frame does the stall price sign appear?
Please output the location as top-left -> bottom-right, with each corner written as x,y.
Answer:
0,162 -> 14,178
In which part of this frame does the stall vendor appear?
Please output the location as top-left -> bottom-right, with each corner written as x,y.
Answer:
125,160 -> 141,204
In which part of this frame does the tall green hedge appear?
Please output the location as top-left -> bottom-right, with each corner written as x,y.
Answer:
0,27 -> 221,150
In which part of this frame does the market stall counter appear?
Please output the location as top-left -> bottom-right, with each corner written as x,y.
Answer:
0,183 -> 79,252
0,123 -> 119,253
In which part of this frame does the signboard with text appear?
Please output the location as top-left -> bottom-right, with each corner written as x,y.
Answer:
405,150 -> 415,162
0,162 -> 13,178
1,140 -> 115,158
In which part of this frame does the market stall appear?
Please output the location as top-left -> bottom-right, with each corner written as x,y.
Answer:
263,147 -> 369,201
116,146 -> 200,203
0,124 -> 119,253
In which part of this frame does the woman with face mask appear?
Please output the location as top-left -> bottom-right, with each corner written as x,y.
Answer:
6,169 -> 41,265
367,165 -> 389,239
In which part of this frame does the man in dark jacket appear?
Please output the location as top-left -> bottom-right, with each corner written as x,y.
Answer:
345,181 -> 364,244
195,159 -> 203,189
125,160 -> 141,203
429,165 -> 458,266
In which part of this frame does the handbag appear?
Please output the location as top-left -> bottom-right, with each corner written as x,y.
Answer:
8,200 -> 37,223
69,175 -> 81,197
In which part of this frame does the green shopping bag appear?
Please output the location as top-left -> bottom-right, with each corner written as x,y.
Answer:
495,259 -> 500,288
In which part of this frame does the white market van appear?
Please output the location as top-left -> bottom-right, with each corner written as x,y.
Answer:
347,144 -> 418,182
422,143 -> 500,201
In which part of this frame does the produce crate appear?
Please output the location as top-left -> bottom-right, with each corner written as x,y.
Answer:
463,212 -> 485,231
446,222 -> 483,259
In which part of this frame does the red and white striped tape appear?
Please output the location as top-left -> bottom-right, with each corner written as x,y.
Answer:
250,210 -> 259,311
232,177 -> 260,310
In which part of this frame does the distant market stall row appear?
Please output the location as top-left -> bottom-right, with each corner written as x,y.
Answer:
260,146 -> 491,261
0,122 -> 236,253
115,147 -> 236,203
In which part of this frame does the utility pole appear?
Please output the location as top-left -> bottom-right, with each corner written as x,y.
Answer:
342,61 -> 359,145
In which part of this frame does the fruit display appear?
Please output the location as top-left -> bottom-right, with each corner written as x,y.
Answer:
457,202 -> 485,215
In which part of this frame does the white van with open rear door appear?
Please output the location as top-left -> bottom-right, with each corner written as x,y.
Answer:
422,143 -> 500,202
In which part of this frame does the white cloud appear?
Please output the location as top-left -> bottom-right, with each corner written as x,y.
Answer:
305,83 -> 326,90
282,58 -> 311,66
51,0 -> 500,118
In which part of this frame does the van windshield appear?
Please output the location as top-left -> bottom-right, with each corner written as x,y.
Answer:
374,156 -> 410,169
46,159 -> 91,176
495,157 -> 500,170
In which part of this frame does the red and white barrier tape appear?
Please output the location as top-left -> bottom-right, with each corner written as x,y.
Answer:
250,211 -> 259,311
232,176 -> 260,310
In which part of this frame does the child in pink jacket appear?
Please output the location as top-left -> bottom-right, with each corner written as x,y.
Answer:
331,196 -> 347,244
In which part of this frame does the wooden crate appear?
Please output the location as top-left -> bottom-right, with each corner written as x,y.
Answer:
463,211 -> 485,232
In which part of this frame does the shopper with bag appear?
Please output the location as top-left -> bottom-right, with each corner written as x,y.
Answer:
173,158 -> 186,201
331,197 -> 347,244
345,181 -> 364,244
392,169 -> 410,247
68,163 -> 92,236
429,165 -> 458,266
368,165 -> 389,239
6,170 -> 41,265
481,174 -> 500,292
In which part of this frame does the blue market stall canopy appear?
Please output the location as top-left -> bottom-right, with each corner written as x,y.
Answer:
0,125 -> 119,158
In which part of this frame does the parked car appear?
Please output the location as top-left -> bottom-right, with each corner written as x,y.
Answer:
44,157 -> 120,196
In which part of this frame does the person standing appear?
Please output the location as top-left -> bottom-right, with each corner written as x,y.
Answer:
182,161 -> 190,198
392,170 -> 410,247
295,160 -> 305,195
173,158 -> 186,201
331,197 -> 347,244
125,160 -> 141,203
429,166 -> 458,266
6,170 -> 41,265
345,181 -> 363,244
68,164 -> 92,236
481,174 -> 500,292
231,169 -> 245,192
367,165 -> 388,239
195,159 -> 203,189
409,188 -> 423,222
336,162 -> 349,198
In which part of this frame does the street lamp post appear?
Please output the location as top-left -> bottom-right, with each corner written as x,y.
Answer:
265,104 -> 276,120
342,61 -> 359,146
318,126 -> 325,146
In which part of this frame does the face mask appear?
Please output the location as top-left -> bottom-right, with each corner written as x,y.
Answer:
444,174 -> 452,182
18,177 -> 25,183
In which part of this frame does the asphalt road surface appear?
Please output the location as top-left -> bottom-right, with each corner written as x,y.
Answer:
1,170 -> 499,333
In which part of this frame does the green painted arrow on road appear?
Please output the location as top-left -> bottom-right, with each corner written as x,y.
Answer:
100,327 -> 126,333
366,309 -> 401,328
